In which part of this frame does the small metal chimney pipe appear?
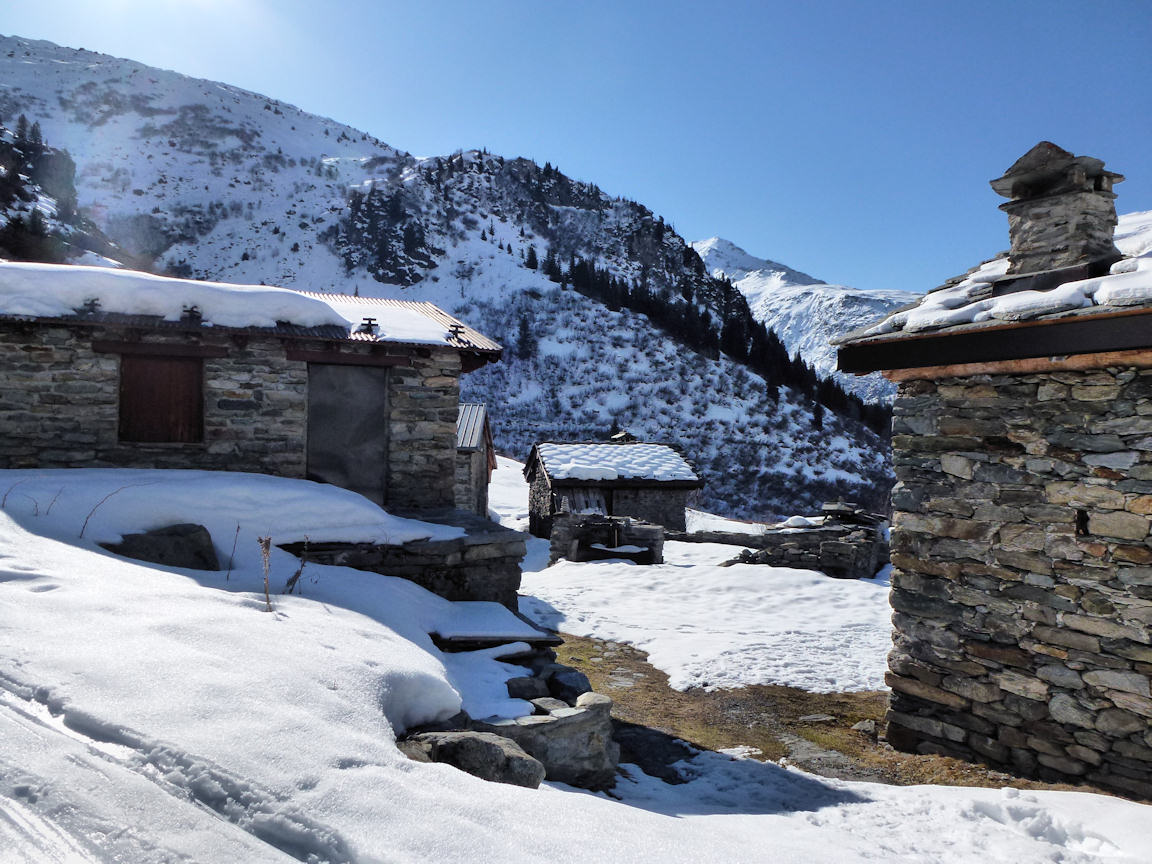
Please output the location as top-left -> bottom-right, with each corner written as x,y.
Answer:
357,316 -> 377,334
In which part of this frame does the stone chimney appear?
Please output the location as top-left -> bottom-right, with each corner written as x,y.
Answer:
990,142 -> 1124,275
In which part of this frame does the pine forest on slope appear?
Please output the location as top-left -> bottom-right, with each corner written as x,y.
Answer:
0,34 -> 893,518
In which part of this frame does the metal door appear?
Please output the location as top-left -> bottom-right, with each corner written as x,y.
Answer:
306,364 -> 389,505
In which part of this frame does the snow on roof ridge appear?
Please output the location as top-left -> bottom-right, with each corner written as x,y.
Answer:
0,261 -> 458,346
536,441 -> 699,482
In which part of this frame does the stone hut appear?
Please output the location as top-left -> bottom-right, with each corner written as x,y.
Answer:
837,144 -> 1152,798
523,441 -> 702,538
0,262 -> 501,512
455,402 -> 496,516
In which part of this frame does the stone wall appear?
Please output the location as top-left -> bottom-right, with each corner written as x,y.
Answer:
548,514 -> 664,565
387,346 -> 460,509
282,509 -> 526,608
611,487 -> 691,532
671,509 -> 887,580
0,323 -> 308,477
455,449 -> 488,516
0,323 -> 460,510
887,367 -> 1152,798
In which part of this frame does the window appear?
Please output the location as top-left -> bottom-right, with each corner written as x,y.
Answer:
118,355 -> 204,443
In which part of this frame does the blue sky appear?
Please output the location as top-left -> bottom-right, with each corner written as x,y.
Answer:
5,0 -> 1151,294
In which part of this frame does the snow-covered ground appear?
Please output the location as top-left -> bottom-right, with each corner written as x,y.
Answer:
520,543 -> 893,692
489,457 -> 890,692
2,464 -> 1152,861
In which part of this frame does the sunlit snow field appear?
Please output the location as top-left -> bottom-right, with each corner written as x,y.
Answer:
492,456 -> 892,692
0,463 -> 1149,862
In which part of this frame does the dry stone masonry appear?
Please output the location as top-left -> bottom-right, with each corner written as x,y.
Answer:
280,510 -> 527,608
674,503 -> 888,580
548,514 -> 665,565
887,368 -> 1152,798
835,143 -> 1152,798
991,142 -> 1124,276
0,323 -> 308,477
0,321 -> 464,510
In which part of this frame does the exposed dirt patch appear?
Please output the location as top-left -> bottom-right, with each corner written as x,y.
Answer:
556,632 -> 1108,794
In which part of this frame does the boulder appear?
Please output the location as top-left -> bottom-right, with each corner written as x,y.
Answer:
506,676 -> 550,700
398,731 -> 546,788
472,691 -> 619,789
547,665 -> 592,703
100,523 -> 220,571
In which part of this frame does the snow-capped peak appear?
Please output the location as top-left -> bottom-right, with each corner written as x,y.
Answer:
690,237 -> 820,285
694,237 -> 918,403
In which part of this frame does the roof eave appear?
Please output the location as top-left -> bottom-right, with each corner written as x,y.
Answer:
837,305 -> 1152,375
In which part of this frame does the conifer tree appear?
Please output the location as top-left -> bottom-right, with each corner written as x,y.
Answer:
515,313 -> 534,359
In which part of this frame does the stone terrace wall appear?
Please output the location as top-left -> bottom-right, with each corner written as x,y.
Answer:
282,510 -> 526,608
888,367 -> 1152,798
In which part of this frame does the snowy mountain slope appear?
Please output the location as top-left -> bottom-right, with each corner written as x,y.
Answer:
0,115 -> 124,264
693,237 -> 917,402
0,34 -> 890,517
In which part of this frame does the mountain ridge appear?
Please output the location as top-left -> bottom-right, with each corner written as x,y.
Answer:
0,33 -> 893,518
693,235 -> 917,402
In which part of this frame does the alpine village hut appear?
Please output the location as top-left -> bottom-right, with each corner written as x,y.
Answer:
524,441 -> 702,537
837,143 -> 1152,798
0,262 -> 502,514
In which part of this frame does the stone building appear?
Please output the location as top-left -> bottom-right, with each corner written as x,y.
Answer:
455,402 -> 496,516
523,441 -> 702,538
837,143 -> 1152,798
0,262 -> 501,512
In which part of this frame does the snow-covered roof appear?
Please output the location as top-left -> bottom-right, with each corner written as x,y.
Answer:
531,442 -> 700,484
0,261 -> 500,354
840,210 -> 1152,344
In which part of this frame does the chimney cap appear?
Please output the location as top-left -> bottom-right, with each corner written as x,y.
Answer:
991,141 -> 1123,199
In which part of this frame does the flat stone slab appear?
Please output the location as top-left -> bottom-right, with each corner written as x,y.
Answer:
101,523 -> 220,571
399,731 -> 546,788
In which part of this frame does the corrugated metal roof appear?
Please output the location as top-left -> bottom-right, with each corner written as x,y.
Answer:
457,402 -> 488,451
291,291 -> 503,355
